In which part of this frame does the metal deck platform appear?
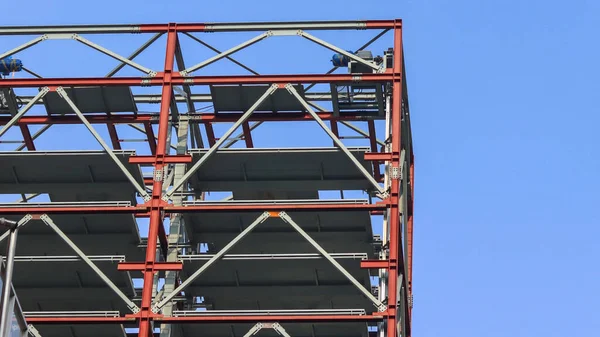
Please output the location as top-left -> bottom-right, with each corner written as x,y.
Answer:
0,19 -> 413,337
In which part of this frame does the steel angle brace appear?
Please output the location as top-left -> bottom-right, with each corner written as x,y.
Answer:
163,84 -> 279,201
152,211 -> 272,312
296,30 -> 383,73
0,88 -> 49,139
245,323 -> 291,337
278,212 -> 386,312
304,28 -> 390,92
0,215 -> 33,243
180,31 -> 273,76
55,87 -> 150,201
38,214 -> 140,313
285,84 -> 387,198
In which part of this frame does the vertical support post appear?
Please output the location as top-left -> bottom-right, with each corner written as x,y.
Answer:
0,227 -> 17,337
159,117 -> 189,337
0,216 -> 30,337
138,23 -> 178,337
387,20 -> 404,337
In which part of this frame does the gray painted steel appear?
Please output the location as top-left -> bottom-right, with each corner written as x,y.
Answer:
42,86 -> 137,115
210,84 -> 306,113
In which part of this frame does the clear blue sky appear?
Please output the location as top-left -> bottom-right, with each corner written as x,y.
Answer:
2,0 -> 600,336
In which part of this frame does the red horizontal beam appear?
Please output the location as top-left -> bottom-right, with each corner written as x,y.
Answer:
0,73 -> 394,88
360,259 -> 391,269
129,155 -> 192,164
156,314 -> 387,324
25,316 -> 135,324
0,206 -> 147,215
0,112 -> 377,126
166,202 -> 387,213
364,152 -> 394,161
118,262 -> 183,271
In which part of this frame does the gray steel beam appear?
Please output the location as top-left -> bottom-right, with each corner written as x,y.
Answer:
285,84 -> 386,196
163,84 -> 278,201
0,21 -> 375,35
56,86 -> 150,201
174,39 -> 204,149
152,211 -> 271,312
39,214 -> 140,313
159,118 -> 190,337
278,211 -> 386,312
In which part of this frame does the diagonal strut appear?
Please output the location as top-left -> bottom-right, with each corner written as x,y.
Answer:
39,214 -> 140,313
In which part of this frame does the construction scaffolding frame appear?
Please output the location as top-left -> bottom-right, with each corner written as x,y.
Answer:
0,19 -> 414,337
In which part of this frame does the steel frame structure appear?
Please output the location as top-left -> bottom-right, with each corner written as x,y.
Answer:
0,19 -> 414,337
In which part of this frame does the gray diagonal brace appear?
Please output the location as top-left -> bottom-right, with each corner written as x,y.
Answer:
180,31 -> 272,76
0,217 -> 32,244
279,211 -> 386,312
304,28 -> 390,92
182,32 -> 260,75
163,84 -> 278,201
72,34 -> 157,77
0,35 -> 46,60
56,87 -> 150,201
0,88 -> 49,139
297,30 -> 381,72
285,84 -> 385,196
106,33 -> 163,77
39,214 -> 140,313
152,211 -> 271,312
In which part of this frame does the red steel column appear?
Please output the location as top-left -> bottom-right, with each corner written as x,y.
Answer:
138,23 -> 178,337
387,21 -> 405,337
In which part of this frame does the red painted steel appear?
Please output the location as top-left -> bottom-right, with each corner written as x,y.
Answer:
0,20 -> 411,337
360,260 -> 390,269
118,262 -> 183,271
156,314 -> 387,323
165,203 -> 387,213
137,25 -> 178,337
0,112 -> 380,126
364,152 -> 393,161
0,73 -> 394,88
128,155 -> 192,164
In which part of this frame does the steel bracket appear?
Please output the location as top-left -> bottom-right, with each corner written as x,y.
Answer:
27,324 -> 42,337
391,166 -> 401,180
154,169 -> 164,182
